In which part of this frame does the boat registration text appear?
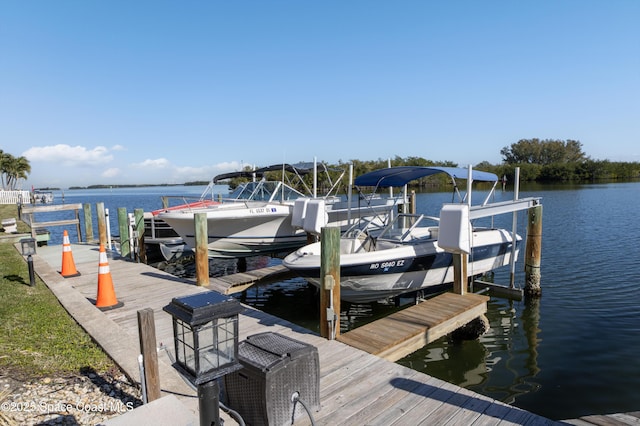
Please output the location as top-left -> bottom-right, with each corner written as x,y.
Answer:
370,259 -> 406,271
249,207 -> 279,214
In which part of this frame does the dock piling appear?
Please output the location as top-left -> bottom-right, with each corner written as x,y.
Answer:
83,203 -> 94,243
117,207 -> 131,259
194,212 -> 209,286
137,308 -> 161,402
134,208 -> 146,264
97,202 -> 107,248
524,204 -> 543,297
452,253 -> 468,295
320,226 -> 340,340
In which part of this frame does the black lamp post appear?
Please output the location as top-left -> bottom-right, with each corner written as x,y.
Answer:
20,238 -> 36,287
163,292 -> 243,426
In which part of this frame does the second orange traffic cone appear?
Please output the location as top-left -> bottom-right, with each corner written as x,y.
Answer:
95,244 -> 123,311
60,230 -> 80,278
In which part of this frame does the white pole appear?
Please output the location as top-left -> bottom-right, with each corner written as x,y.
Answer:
348,164 -> 353,226
403,184 -> 408,214
138,354 -> 148,404
105,208 -> 113,252
281,163 -> 285,203
509,167 -> 520,288
128,213 -> 136,259
313,157 -> 317,198
467,164 -> 473,208
466,165 -> 473,291
388,158 -> 393,198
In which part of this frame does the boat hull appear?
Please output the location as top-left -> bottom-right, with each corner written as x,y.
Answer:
283,228 -> 520,303
143,214 -> 194,262
159,199 -> 398,258
159,203 -> 305,258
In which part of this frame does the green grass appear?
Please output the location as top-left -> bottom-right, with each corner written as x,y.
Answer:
0,204 -> 115,379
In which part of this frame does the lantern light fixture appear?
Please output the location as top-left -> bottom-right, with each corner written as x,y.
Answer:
20,237 -> 36,257
163,291 -> 243,385
20,238 -> 37,287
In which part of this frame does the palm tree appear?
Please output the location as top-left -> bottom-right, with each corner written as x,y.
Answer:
1,152 -> 31,190
0,150 -> 8,189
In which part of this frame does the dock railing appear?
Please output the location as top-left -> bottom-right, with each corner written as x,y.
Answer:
20,203 -> 83,242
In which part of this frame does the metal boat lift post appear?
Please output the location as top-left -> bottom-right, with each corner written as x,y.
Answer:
465,166 -> 542,299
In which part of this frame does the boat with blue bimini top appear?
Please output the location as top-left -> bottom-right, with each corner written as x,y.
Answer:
158,161 -> 403,258
283,166 -> 541,303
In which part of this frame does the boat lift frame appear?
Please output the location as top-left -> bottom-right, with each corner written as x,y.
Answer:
466,167 -> 542,298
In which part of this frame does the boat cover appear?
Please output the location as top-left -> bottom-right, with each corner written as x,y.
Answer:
354,166 -> 498,188
213,162 -> 332,183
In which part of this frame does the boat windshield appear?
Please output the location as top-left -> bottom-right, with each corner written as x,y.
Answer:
228,180 -> 306,202
377,214 -> 439,242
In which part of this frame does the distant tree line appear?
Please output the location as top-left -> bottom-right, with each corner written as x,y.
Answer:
482,139 -> 640,182
343,139 -> 639,185
70,183 -> 186,190
4,139 -> 640,190
252,139 -> 640,192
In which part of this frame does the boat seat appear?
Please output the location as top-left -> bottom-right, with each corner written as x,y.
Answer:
351,231 -> 374,253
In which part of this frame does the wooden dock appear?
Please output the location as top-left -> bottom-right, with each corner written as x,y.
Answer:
563,413 -> 640,425
338,292 -> 488,362
27,242 -> 566,425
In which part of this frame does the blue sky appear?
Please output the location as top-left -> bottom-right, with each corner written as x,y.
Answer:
2,1 -> 638,189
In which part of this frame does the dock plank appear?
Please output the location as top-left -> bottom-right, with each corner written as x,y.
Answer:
417,389 -> 474,425
318,352 -> 381,396
443,388 -> 494,426
328,366 -> 424,424
564,413 -> 640,425
315,358 -> 409,421
339,369 -> 427,425
366,375 -> 451,426
389,380 -> 463,425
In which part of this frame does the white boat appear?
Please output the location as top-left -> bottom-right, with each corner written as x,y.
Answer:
158,162 -> 402,258
31,190 -> 54,204
142,183 -> 222,262
283,166 -> 539,303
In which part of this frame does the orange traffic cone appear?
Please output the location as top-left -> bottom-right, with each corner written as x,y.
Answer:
60,230 -> 80,278
95,244 -> 123,311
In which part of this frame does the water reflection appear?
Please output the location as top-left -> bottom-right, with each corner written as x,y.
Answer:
403,339 -> 490,388
155,254 -> 271,278
473,297 -> 542,404
392,293 -> 543,407
522,297 -> 541,379
236,278 -> 319,331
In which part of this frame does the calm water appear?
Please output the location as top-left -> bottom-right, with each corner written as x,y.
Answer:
36,181 -> 640,420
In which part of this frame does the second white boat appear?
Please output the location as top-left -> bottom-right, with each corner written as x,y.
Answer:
283,166 -> 540,303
